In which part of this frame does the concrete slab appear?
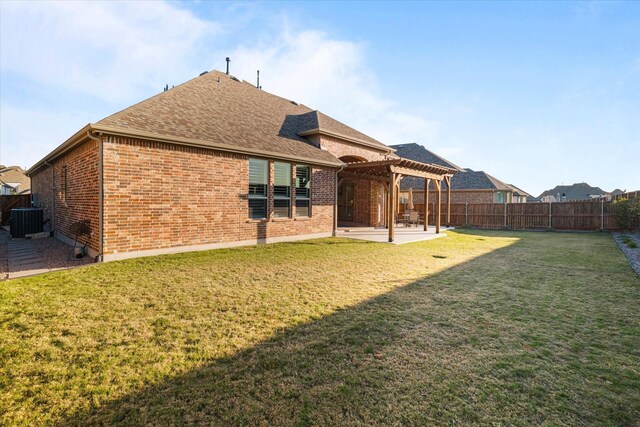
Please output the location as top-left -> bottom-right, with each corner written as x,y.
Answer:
336,225 -> 453,245
7,238 -> 49,279
1,230 -> 95,280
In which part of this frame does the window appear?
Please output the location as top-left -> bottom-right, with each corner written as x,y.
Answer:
295,165 -> 311,217
496,192 -> 505,204
273,162 -> 291,218
248,158 -> 268,219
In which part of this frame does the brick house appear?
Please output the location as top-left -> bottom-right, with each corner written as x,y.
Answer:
27,70 -> 455,261
391,143 -> 530,207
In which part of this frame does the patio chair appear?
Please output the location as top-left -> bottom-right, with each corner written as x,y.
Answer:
408,211 -> 422,227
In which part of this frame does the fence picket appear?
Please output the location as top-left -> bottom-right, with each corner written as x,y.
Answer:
398,200 -> 638,231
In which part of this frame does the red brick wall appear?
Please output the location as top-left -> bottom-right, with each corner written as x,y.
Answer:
316,135 -> 389,162
30,141 -> 100,252
102,137 -> 335,255
350,179 -> 385,227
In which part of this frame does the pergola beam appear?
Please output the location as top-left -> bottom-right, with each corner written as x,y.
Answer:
389,165 -> 444,181
339,171 -> 390,184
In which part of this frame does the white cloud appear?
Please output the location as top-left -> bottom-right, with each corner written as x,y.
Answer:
0,1 -> 218,103
224,29 -> 440,146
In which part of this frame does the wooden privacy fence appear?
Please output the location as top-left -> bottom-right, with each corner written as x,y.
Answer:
400,200 -> 639,231
0,194 -> 32,225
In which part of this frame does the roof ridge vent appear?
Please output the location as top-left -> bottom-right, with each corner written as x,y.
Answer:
230,75 -> 240,82
290,100 -> 299,105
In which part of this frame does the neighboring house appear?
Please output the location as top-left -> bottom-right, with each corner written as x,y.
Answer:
507,184 -> 532,203
0,166 -> 30,195
392,143 -> 530,204
538,183 -> 608,202
27,70 -> 455,261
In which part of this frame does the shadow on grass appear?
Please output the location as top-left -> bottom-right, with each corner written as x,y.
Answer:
60,232 -> 638,426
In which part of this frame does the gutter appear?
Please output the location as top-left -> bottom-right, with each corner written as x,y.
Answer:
86,130 -> 104,262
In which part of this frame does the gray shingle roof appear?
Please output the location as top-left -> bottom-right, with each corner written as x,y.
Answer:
400,169 -> 514,191
98,70 -> 389,165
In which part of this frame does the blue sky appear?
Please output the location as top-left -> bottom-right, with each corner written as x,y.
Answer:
1,1 -> 638,196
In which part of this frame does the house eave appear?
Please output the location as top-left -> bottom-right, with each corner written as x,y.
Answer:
94,125 -> 344,168
27,124 -> 345,176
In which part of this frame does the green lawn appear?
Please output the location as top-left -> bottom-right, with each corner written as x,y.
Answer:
1,231 -> 639,426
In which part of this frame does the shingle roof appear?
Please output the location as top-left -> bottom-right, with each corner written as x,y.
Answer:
537,183 -> 608,200
393,143 -> 517,192
400,169 -> 513,191
98,70 -> 388,165
391,143 -> 464,171
0,166 -> 30,194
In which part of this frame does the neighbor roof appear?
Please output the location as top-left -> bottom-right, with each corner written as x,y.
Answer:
400,169 -> 513,191
0,166 -> 30,194
393,144 -> 517,192
538,183 -> 607,200
391,143 -> 464,171
29,70 -> 394,174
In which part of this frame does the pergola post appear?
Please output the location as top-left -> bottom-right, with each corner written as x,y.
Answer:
424,178 -> 430,231
388,171 -> 396,242
435,179 -> 442,234
384,182 -> 389,229
445,176 -> 451,227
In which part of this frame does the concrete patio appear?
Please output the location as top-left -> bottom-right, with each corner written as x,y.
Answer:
335,225 -> 451,245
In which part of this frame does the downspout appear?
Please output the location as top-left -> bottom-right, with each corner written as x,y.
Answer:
87,130 -> 104,261
43,160 -> 55,234
333,164 -> 346,236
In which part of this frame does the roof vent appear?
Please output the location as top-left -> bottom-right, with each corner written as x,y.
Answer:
199,71 -> 208,76
230,75 -> 240,82
290,100 -> 299,106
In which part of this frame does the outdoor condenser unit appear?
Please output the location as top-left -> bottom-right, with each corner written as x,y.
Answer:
10,208 -> 43,238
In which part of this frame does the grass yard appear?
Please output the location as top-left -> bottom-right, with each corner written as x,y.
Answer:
1,230 -> 639,425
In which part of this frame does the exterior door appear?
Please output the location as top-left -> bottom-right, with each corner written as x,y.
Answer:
338,180 -> 354,222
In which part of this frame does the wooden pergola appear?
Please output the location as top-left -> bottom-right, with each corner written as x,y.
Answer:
342,158 -> 457,242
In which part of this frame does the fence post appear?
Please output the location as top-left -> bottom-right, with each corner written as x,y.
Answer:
504,203 -> 507,228
548,201 -> 552,229
465,203 -> 468,225
601,199 -> 604,231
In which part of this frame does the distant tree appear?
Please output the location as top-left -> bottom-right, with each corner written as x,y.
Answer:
612,198 -> 640,231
